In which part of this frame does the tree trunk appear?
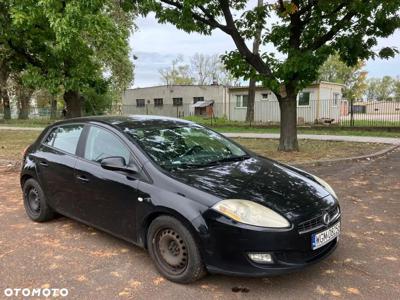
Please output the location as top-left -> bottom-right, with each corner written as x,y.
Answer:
18,97 -> 30,119
0,62 -> 11,120
246,78 -> 256,122
245,0 -> 263,123
18,89 -> 33,120
50,95 -> 57,119
278,93 -> 299,151
63,90 -> 82,118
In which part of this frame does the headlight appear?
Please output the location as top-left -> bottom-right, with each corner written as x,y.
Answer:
212,199 -> 290,228
313,176 -> 338,199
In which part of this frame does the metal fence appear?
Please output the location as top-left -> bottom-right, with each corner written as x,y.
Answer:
118,99 -> 400,127
1,99 -> 399,127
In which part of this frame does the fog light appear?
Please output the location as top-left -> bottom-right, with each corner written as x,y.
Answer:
248,253 -> 273,264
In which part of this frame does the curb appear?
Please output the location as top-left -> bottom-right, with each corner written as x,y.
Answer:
295,143 -> 400,167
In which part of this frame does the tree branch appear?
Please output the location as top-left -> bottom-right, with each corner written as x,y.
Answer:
307,10 -> 357,51
219,0 -> 273,78
160,0 -> 228,32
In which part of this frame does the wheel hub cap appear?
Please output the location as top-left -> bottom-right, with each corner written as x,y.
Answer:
156,229 -> 188,273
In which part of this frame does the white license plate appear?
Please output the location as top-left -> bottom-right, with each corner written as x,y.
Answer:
311,222 -> 340,250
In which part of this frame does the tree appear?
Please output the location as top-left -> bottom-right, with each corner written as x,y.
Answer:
8,72 -> 34,119
159,55 -> 194,85
10,0 -> 134,118
395,78 -> 400,101
375,76 -> 395,101
365,78 -> 380,101
319,54 -> 367,101
246,0 -> 263,123
136,0 -> 400,151
189,53 -> 238,85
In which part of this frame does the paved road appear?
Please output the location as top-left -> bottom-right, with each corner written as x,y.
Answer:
0,151 -> 399,299
222,132 -> 400,145
1,125 -> 399,144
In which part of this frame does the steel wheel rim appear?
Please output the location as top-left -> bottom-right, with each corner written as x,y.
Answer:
154,228 -> 188,275
26,187 -> 40,214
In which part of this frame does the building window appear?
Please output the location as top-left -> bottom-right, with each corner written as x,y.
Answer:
236,95 -> 248,108
333,93 -> 340,106
154,98 -> 163,107
173,98 -> 183,106
136,99 -> 145,107
298,92 -> 310,106
193,97 -> 204,104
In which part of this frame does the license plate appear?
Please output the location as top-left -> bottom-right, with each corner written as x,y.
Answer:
311,222 -> 340,250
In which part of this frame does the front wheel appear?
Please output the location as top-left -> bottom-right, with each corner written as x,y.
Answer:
147,215 -> 206,283
23,178 -> 55,222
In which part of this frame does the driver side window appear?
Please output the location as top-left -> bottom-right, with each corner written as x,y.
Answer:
84,126 -> 131,165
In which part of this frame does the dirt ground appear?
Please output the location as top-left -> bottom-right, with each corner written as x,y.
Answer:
0,150 -> 399,300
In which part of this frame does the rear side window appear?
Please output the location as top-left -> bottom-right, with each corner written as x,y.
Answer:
44,125 -> 83,155
84,126 -> 131,164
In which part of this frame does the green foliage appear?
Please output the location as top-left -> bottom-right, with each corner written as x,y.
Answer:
318,54 -> 367,101
366,76 -> 396,101
2,0 -> 135,115
135,0 -> 400,95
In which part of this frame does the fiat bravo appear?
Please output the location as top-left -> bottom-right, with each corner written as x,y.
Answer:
20,115 -> 341,283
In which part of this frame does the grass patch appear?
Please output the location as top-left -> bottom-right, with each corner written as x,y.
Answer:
234,138 -> 387,164
0,130 -> 388,164
0,130 -> 40,161
0,118 -> 57,127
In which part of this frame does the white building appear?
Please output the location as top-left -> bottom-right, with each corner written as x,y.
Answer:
122,82 -> 345,124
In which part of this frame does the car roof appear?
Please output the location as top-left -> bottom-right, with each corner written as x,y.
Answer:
52,115 -> 196,129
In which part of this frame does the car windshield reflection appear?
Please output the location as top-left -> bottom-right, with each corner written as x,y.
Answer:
122,126 -> 248,169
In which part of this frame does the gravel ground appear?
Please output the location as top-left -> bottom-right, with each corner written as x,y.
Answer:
0,150 -> 399,300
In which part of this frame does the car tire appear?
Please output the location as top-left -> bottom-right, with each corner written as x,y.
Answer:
23,178 -> 55,222
147,215 -> 206,283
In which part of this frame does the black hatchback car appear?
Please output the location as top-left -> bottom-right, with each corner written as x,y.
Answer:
21,115 -> 341,283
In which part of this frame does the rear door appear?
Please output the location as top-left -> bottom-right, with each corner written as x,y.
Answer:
35,124 -> 84,215
73,125 -> 143,242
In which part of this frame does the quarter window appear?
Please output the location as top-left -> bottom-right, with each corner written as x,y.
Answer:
48,125 -> 84,155
84,126 -> 131,165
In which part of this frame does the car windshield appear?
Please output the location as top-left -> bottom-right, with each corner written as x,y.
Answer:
122,125 -> 248,169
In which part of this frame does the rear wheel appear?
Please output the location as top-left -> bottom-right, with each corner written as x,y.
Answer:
23,178 -> 55,222
147,215 -> 206,283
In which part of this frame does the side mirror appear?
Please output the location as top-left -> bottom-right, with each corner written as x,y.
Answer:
100,156 -> 138,174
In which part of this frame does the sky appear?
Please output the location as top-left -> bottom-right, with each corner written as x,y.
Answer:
130,13 -> 400,88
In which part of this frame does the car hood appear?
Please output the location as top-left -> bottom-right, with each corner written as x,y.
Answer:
169,156 -> 330,214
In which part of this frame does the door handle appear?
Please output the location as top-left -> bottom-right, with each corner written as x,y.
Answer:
76,175 -> 89,183
39,161 -> 48,167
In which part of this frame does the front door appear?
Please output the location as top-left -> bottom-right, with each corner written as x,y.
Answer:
74,125 -> 142,242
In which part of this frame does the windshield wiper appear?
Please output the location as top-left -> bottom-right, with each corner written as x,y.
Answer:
203,154 -> 251,166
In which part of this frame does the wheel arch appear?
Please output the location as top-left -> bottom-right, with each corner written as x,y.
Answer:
140,207 -> 205,253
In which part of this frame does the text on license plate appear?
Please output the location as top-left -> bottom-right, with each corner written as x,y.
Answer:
311,222 -> 340,250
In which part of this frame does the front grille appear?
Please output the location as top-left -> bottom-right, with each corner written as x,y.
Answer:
297,206 -> 340,234
275,239 -> 337,264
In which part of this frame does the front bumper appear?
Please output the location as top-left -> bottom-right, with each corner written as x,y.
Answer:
199,211 -> 340,277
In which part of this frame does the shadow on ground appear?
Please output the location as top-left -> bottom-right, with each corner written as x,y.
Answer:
0,150 -> 399,299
